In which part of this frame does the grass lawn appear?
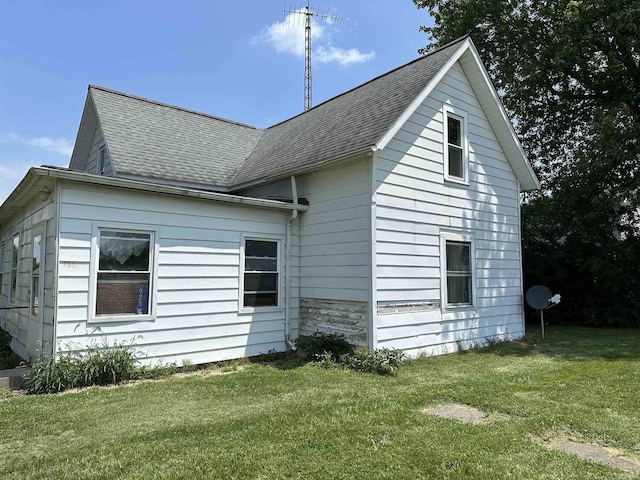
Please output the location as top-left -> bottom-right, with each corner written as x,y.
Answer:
1,326 -> 639,479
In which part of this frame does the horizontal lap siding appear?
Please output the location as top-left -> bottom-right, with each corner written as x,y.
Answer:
295,158 -> 371,303
375,62 -> 524,354
0,196 -> 57,361
56,181 -> 296,364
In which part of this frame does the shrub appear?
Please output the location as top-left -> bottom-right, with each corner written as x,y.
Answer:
24,338 -> 144,394
339,347 -> 406,376
0,327 -> 12,354
296,331 -> 352,360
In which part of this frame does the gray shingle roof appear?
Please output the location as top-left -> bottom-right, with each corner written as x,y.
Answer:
84,37 -> 468,189
231,39 -> 464,186
90,87 -> 263,187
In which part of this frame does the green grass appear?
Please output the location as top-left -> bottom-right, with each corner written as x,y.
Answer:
1,326 -> 639,479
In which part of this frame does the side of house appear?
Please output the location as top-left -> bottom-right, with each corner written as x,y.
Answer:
0,176 -> 57,361
54,177 -> 302,365
240,155 -> 373,346
372,60 -> 525,356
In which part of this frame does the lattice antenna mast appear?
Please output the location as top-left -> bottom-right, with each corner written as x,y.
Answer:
285,1 -> 341,111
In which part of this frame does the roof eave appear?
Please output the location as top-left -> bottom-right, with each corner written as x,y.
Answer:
31,167 -> 308,212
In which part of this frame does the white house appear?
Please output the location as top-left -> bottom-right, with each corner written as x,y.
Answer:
0,37 -> 539,365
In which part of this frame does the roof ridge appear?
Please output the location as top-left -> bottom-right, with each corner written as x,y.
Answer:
266,35 -> 470,130
88,84 -> 259,130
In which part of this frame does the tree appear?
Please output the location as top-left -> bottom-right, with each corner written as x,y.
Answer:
414,0 -> 640,325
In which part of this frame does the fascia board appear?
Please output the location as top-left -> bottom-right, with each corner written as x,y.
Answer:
459,42 -> 540,191
373,39 -> 471,152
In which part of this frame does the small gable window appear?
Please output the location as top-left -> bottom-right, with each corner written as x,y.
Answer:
443,106 -> 468,184
98,147 -> 107,175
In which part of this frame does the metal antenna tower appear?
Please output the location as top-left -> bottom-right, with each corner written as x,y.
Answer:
285,1 -> 341,111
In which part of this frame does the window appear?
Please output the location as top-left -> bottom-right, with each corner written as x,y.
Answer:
441,233 -> 475,309
95,229 -> 153,317
31,235 -> 42,316
242,238 -> 279,308
0,242 -> 5,297
443,106 -> 468,184
10,235 -> 19,303
98,147 -> 106,174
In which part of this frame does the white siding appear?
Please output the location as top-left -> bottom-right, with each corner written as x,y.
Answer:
375,61 -> 524,354
56,181 -> 297,365
0,183 -> 57,361
240,159 -> 372,344
86,126 -> 115,175
241,160 -> 372,301
295,158 -> 372,303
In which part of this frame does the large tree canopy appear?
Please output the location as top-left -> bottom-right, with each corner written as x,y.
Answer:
415,0 -> 640,325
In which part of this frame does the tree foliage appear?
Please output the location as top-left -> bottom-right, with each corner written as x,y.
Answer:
415,0 -> 640,325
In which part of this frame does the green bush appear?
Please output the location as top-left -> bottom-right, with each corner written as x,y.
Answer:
0,327 -> 12,354
296,331 -> 352,360
339,347 -> 406,376
24,338 -> 145,394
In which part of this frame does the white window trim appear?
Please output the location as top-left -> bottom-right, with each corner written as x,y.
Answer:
0,241 -> 5,299
440,231 -> 476,311
30,225 -> 45,318
443,104 -> 469,185
98,146 -> 107,175
239,234 -> 284,314
96,148 -> 107,175
9,233 -> 19,304
88,223 -> 159,323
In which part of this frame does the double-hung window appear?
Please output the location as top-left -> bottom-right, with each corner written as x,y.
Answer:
441,233 -> 475,309
443,105 -> 468,184
242,238 -> 280,309
10,235 -> 19,303
94,229 -> 154,318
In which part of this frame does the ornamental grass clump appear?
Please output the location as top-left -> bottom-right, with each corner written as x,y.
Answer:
24,338 -> 143,394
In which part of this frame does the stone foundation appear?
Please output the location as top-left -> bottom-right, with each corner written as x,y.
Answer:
299,298 -> 367,346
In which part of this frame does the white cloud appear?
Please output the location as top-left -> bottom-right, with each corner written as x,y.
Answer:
253,11 -> 374,66
0,132 -> 74,156
316,45 -> 375,65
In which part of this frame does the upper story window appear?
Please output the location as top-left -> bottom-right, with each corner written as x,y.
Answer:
443,105 -> 468,184
98,147 -> 107,175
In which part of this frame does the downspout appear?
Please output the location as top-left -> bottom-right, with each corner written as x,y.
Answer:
285,175 -> 299,350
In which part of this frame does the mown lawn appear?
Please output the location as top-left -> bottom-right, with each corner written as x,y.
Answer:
1,326 -> 639,479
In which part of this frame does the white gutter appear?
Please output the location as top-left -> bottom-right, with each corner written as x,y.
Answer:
285,175 -> 299,350
29,167 -> 308,213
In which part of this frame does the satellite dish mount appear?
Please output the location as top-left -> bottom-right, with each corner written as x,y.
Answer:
525,285 -> 561,339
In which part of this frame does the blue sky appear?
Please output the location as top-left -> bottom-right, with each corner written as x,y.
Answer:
0,0 -> 433,202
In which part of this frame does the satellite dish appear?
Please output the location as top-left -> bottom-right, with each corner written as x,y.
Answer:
526,285 -> 552,310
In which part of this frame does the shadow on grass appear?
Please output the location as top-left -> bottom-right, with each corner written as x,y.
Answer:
473,325 -> 640,361
247,351 -> 307,371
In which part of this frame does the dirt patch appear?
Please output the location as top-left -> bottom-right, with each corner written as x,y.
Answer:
532,435 -> 640,473
558,441 -> 640,473
423,404 -> 495,425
